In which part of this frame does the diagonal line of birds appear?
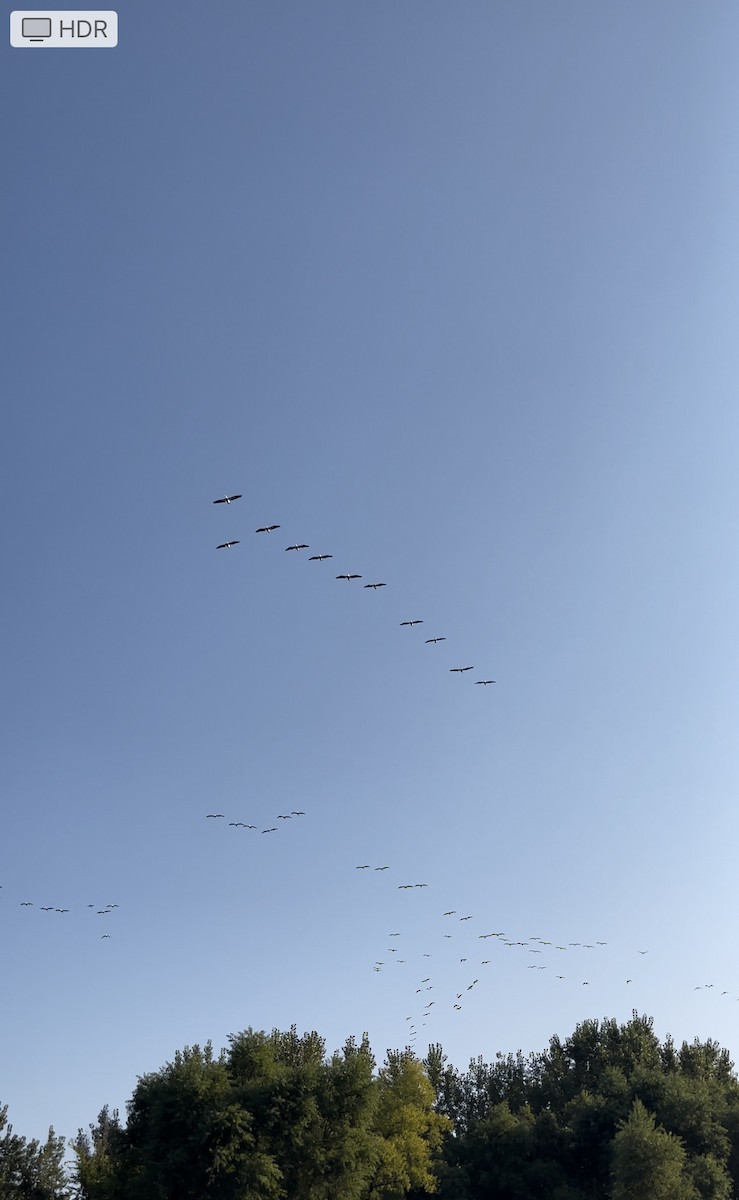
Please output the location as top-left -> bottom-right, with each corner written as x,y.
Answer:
212,491 -> 495,686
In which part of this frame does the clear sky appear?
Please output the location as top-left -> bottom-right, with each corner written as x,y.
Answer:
4,0 -> 739,1150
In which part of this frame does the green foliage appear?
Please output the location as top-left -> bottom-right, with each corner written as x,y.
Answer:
36,1014 -> 739,1199
610,1098 -> 698,1200
0,1104 -> 70,1200
368,1052 -> 450,1199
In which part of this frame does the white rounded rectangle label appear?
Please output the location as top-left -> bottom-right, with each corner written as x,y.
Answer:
11,11 -> 118,47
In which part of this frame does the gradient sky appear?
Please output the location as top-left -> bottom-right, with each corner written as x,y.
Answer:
4,0 -> 739,1152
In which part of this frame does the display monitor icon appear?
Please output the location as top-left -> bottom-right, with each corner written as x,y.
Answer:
22,16 -> 51,40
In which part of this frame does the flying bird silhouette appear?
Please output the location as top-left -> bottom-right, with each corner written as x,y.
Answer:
256,524 -> 280,533
213,494 -> 241,504
309,554 -> 333,561
285,544 -> 309,552
216,541 -> 240,550
400,620 -> 423,627
450,666 -> 473,673
425,637 -> 446,644
336,574 -> 362,581
364,582 -> 386,589
474,680 -> 496,686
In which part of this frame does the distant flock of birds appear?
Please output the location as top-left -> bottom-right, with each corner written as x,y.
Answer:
5,492 -> 713,1036
350,864 -> 739,1039
3,891 -> 119,940
212,493 -> 496,685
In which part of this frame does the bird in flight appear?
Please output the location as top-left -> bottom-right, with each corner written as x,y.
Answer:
291,811 -> 305,816
400,620 -> 423,627
256,525 -> 280,533
443,911 -> 456,916
398,884 -> 414,889
475,680 -> 496,686
336,574 -> 362,581
216,541 -> 240,550
206,813 -> 225,819
262,827 -> 277,834
375,866 -> 390,871
364,582 -> 386,589
356,865 -> 371,870
414,883 -> 428,888
20,901 -> 33,906
460,915 -> 473,921
213,494 -> 241,504
425,637 -> 446,644
285,544 -> 309,552
101,934 -> 111,939
450,666 -> 473,674
277,814 -> 292,820
637,950 -> 649,955
309,554 -> 332,561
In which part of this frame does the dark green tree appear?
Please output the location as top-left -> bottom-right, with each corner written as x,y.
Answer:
610,1098 -> 698,1200
0,1104 -> 69,1200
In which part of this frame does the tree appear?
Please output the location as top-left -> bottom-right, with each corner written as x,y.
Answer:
610,1098 -> 698,1200
368,1052 -> 450,1199
0,1104 -> 70,1200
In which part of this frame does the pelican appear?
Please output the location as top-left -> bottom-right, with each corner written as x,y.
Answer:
336,574 -> 362,581
216,541 -> 240,550
400,620 -> 423,627
398,884 -> 414,889
21,901 -> 33,906
277,814 -> 292,820
262,827 -> 277,833
291,811 -> 306,816
285,544 -> 309,552
309,554 -> 333,561
443,911 -> 456,916
213,494 -> 241,505
101,934 -> 111,939
41,906 -> 54,911
56,908 -> 69,913
364,583 -> 386,589
474,680 -> 496,686
414,883 -> 428,888
450,666 -> 473,673
256,524 -> 280,533
425,637 -> 446,644
375,866 -> 389,871
206,814 -> 225,819
356,865 -> 371,869
460,915 -> 473,921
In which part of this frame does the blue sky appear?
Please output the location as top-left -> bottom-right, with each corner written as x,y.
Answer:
4,0 -> 739,1150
